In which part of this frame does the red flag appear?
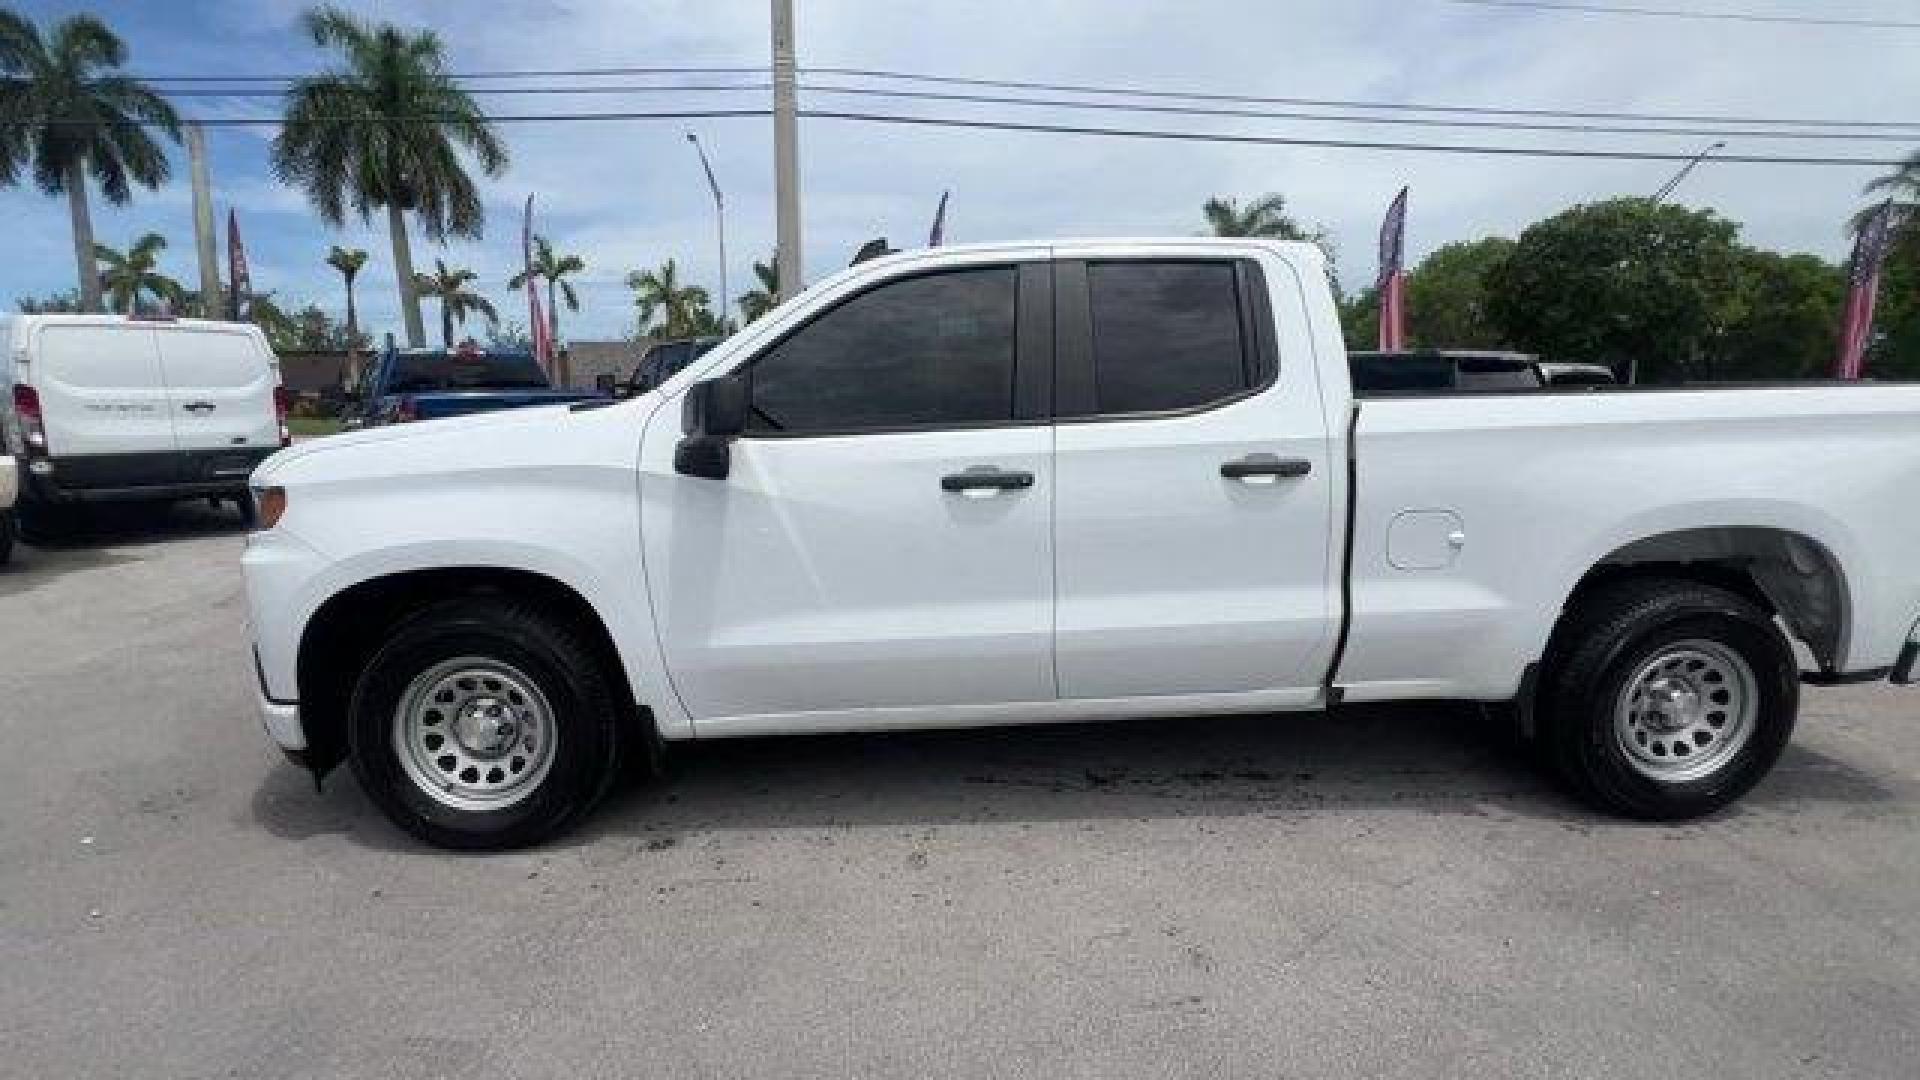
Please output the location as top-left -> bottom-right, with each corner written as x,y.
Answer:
1835,202 -> 1897,380
523,194 -> 554,373
226,208 -> 252,320
1376,187 -> 1409,351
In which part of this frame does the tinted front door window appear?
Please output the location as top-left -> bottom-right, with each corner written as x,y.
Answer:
748,267 -> 1018,433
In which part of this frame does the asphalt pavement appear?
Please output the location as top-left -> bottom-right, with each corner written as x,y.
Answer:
3,505 -> 1917,1079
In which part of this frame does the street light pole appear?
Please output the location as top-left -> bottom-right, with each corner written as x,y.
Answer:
1651,140 -> 1727,205
771,0 -> 802,302
686,131 -> 727,328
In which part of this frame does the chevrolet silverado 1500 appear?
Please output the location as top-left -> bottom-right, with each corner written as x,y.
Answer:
243,239 -> 1920,849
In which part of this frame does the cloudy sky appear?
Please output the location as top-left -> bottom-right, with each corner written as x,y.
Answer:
4,0 -> 1918,343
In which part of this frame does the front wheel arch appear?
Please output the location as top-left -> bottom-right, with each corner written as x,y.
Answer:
296,566 -> 656,782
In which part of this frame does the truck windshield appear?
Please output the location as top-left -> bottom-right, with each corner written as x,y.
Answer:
386,352 -> 550,393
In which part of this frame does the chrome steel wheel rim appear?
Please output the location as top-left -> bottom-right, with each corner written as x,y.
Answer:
393,657 -> 557,811
1614,639 -> 1756,783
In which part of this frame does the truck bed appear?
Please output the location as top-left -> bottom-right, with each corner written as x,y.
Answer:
1336,383 -> 1920,701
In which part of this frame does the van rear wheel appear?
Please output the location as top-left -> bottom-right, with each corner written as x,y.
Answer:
1539,578 -> 1797,820
346,597 -> 623,849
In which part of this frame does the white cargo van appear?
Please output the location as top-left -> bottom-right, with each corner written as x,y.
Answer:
3,314 -> 289,538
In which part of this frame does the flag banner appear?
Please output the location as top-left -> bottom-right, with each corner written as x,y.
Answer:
226,208 -> 252,320
523,194 -> 554,373
929,190 -> 950,247
1376,186 -> 1409,351
1835,201 -> 1898,380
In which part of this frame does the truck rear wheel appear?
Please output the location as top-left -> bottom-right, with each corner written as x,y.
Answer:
1540,578 -> 1796,820
346,597 -> 623,849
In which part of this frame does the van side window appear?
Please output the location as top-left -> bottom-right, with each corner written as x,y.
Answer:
1086,261 -> 1251,415
746,266 -> 1018,434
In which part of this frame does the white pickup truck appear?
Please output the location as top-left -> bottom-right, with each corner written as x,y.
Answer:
242,239 -> 1920,849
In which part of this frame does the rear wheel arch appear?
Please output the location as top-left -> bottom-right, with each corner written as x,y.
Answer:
1555,526 -> 1849,673
296,566 -> 654,780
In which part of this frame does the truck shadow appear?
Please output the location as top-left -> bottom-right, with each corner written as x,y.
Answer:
251,701 -> 1907,852
0,501 -> 247,596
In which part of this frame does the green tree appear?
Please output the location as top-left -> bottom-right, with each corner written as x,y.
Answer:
16,288 -> 82,313
1487,199 -> 1743,382
507,235 -> 585,346
1406,237 -> 1514,349
0,9 -> 180,312
93,231 -> 182,313
1338,286 -> 1379,350
1867,240 -> 1920,380
1719,249 -> 1846,380
626,258 -> 712,338
412,258 -> 497,347
737,255 -> 779,323
271,6 -> 507,348
325,245 -> 368,343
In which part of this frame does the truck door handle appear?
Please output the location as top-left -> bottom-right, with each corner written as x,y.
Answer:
1221,453 -> 1310,481
941,466 -> 1035,493
183,400 -> 217,413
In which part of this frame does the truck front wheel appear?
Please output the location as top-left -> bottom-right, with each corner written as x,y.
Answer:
1540,578 -> 1797,820
346,597 -> 623,849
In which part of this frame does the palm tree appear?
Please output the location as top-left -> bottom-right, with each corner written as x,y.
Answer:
508,235 -> 585,346
737,255 -> 779,324
326,245 -> 368,343
94,231 -> 182,313
1202,193 -> 1320,240
0,10 -> 180,312
626,258 -> 711,338
412,258 -> 497,347
271,6 -> 507,348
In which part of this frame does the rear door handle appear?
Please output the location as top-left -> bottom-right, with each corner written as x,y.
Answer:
1221,453 -> 1311,481
183,400 -> 217,413
941,466 -> 1035,493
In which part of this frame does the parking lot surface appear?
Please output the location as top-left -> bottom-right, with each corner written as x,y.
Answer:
3,509 -> 1918,1079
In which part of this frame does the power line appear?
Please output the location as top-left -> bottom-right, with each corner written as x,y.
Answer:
1447,0 -> 1920,29
801,110 -> 1905,166
136,62 -> 1920,131
808,66 -> 1920,130
149,80 -> 1917,140
34,105 -> 1892,165
137,65 -> 765,83
797,83 -> 1919,141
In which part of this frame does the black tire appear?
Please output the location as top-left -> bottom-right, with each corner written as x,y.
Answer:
233,493 -> 258,527
0,509 -> 14,565
347,596 -> 624,849
1538,577 -> 1797,820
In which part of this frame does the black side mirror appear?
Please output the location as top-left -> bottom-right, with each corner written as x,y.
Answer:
674,376 -> 749,478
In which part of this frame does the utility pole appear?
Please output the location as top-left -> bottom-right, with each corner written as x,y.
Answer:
686,131 -> 728,327
186,123 -> 222,318
771,0 -> 802,301
1651,140 -> 1726,205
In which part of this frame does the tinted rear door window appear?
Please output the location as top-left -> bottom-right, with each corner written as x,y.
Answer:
748,266 -> 1018,433
1087,261 -> 1249,414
